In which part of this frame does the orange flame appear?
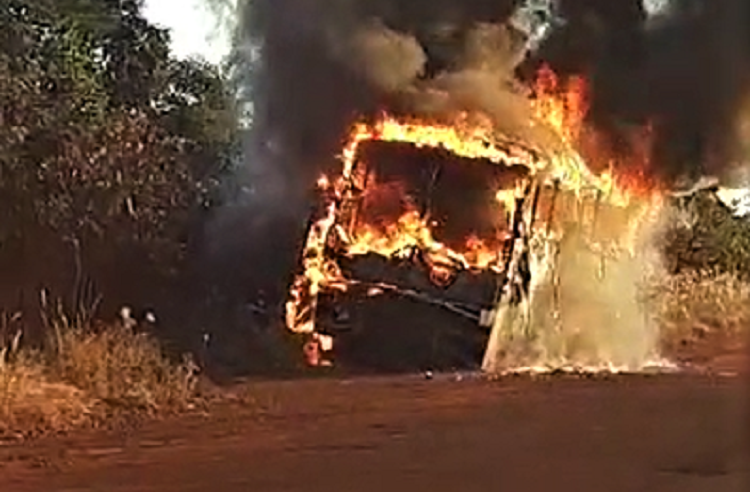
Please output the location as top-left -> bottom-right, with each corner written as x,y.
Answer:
286,64 -> 659,335
530,63 -> 658,200
531,64 -> 589,146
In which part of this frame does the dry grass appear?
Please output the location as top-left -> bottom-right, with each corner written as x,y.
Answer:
1,352 -> 95,438
1,306 -> 199,438
648,270 -> 750,356
50,321 -> 198,414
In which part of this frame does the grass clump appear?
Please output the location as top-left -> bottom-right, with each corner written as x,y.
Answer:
0,299 -> 199,439
49,317 -> 198,414
1,312 -> 93,437
648,270 -> 750,357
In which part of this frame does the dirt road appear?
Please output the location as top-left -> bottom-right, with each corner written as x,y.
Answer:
1,371 -> 748,492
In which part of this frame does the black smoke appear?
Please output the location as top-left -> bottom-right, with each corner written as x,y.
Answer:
206,0 -> 750,302
228,0 -> 750,204
538,0 -> 750,182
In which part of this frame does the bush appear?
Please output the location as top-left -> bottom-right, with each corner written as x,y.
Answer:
654,188 -> 750,361
1,312 -> 94,436
0,304 -> 198,438
648,270 -> 750,357
0,0 -> 238,331
662,190 -> 750,276
50,320 -> 198,413
1,347 -> 95,438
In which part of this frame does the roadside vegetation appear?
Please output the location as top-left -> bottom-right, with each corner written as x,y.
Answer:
1,297 -> 199,439
652,190 -> 750,360
0,0 -> 233,438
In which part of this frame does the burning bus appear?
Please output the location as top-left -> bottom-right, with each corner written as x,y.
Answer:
284,65 -> 662,373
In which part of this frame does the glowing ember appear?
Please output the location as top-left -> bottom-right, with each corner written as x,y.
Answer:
316,174 -> 331,190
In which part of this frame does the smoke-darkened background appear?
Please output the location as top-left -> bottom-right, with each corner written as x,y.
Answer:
203,0 -> 750,303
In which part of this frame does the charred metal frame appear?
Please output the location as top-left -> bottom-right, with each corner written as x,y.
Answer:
285,138 -> 564,365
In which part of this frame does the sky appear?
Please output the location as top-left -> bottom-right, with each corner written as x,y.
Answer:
142,0 -> 232,65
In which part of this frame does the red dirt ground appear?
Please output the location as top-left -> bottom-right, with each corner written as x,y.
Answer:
0,353 -> 748,492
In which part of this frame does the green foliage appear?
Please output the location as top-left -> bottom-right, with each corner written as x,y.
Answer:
663,191 -> 750,277
0,0 -> 238,279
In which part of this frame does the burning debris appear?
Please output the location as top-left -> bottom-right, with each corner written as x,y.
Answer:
285,57 -> 664,372
278,0 -> 671,373
220,0 -> 749,373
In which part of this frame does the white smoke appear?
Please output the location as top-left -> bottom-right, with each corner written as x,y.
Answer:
507,0 -> 564,55
331,19 -> 428,93
717,187 -> 750,217
641,0 -> 702,30
642,0 -> 676,18
482,195 -> 668,374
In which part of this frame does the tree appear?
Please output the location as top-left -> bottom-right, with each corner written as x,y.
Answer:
663,190 -> 750,276
0,0 -> 238,315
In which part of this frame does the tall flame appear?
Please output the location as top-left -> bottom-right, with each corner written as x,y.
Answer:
531,64 -> 589,146
286,64 -> 658,336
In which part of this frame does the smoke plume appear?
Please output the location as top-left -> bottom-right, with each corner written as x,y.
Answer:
207,0 -> 750,299
226,0 -> 750,205
482,196 -> 667,373
540,0 -> 750,183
